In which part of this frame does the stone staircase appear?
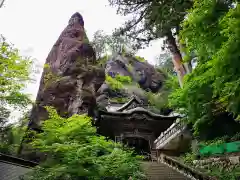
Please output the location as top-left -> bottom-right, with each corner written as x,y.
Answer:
141,161 -> 192,180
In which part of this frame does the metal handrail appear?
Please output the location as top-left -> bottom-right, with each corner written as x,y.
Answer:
154,121 -> 186,146
156,121 -> 183,140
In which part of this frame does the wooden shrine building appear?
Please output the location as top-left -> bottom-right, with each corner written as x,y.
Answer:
96,96 -> 179,155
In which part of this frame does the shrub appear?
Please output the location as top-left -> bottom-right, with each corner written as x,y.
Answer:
23,107 -> 146,180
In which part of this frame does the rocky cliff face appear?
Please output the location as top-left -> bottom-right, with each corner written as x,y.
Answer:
97,54 -> 166,108
106,55 -> 165,93
29,12 -> 166,130
29,12 -> 105,130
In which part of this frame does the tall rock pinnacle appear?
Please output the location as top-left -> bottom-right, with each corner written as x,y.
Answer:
29,12 -> 105,130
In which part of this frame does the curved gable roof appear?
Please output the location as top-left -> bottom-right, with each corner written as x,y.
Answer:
100,107 -> 179,120
115,96 -> 143,112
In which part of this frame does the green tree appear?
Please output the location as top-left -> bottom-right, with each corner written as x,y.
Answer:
156,52 -> 174,74
0,109 -> 29,155
91,30 -> 109,60
91,30 -> 137,60
0,107 -> 12,154
169,0 -> 239,136
0,35 -> 34,154
145,70 -> 179,114
23,107 -> 146,180
108,0 -> 193,85
0,35 -> 33,110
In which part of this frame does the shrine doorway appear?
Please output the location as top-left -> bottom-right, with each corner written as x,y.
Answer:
122,137 -> 150,155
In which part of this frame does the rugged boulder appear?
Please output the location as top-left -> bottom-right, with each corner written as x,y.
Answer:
97,54 -> 166,107
105,54 -> 165,92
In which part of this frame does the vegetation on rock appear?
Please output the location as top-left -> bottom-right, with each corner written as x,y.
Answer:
43,64 -> 61,89
96,55 -> 109,67
109,97 -> 129,104
145,73 -> 179,112
134,56 -> 146,62
106,74 -> 132,91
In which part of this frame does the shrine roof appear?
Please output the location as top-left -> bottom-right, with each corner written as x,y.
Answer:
101,96 -> 179,120
100,107 -> 179,120
115,96 -> 142,112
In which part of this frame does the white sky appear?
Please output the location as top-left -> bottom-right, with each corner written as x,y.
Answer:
0,0 -> 163,100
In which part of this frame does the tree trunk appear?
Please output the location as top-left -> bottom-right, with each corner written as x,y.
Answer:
166,31 -> 186,88
179,40 -> 193,74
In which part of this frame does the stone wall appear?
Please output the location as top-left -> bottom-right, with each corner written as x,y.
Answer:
193,156 -> 240,169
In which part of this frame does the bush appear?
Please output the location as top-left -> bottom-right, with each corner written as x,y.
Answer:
23,107 -> 146,180
106,74 -> 132,91
182,152 -> 196,165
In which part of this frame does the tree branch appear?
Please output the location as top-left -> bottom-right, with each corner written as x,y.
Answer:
0,0 -> 5,8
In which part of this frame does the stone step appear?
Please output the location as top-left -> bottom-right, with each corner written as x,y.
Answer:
141,161 -> 191,180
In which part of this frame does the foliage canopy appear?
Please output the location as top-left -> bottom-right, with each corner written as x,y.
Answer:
169,0 -> 240,135
0,35 -> 32,109
0,35 -> 34,155
23,107 -> 146,180
91,30 -> 137,60
108,0 -> 193,48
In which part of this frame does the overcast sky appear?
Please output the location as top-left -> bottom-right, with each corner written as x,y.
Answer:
0,0 -> 163,100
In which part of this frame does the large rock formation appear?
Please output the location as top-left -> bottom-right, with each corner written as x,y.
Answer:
97,54 -> 166,109
21,12 -> 168,161
105,55 -> 165,93
28,12 -> 166,130
29,12 -> 105,130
